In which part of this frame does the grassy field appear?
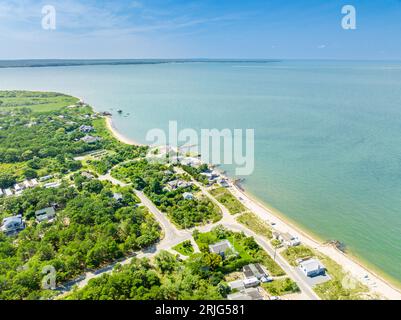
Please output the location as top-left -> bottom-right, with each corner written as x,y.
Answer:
237,212 -> 273,239
210,187 -> 247,215
314,253 -> 371,300
281,245 -> 371,299
0,162 -> 28,181
0,91 -> 79,112
281,246 -> 314,266
172,240 -> 194,256
262,278 -> 300,296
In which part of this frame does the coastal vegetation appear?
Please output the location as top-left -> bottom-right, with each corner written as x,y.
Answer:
281,246 -> 314,266
313,254 -> 371,300
112,160 -> 222,228
0,91 -> 160,300
0,91 -> 78,112
172,240 -> 194,256
262,278 -> 300,296
0,91 -> 386,300
66,251 -> 226,300
0,91 -> 145,186
236,212 -> 273,239
194,226 -> 285,276
281,245 -> 371,300
181,164 -> 209,185
0,182 -> 161,300
210,187 -> 247,215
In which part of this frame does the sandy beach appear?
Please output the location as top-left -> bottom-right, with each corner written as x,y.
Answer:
105,116 -> 144,146
104,115 -> 401,300
227,185 -> 401,300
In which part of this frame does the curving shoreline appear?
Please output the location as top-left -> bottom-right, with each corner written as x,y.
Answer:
103,113 -> 401,300
105,116 -> 144,146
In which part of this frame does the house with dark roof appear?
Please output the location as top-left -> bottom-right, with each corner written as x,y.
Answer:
243,263 -> 269,280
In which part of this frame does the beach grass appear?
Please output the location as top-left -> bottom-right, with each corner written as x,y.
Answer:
262,278 -> 300,296
314,252 -> 371,300
281,246 -> 314,266
281,245 -> 371,299
236,212 -> 273,239
210,187 -> 247,215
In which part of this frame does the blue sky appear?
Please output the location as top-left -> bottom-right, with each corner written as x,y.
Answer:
1,0 -> 401,59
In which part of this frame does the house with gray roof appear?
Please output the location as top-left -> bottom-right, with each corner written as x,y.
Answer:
227,288 -> 264,301
209,240 -> 238,259
81,135 -> 101,144
35,207 -> 56,223
1,215 -> 25,234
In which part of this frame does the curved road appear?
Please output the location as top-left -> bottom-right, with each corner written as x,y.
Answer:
57,171 -> 318,300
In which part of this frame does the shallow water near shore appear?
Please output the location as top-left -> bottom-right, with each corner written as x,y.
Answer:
1,60 -> 401,286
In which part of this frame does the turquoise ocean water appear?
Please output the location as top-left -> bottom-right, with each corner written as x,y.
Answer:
1,60 -> 401,284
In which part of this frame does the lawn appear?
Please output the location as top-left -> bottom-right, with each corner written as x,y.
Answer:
210,187 -> 246,215
172,240 -> 195,256
262,278 -> 300,296
237,212 -> 273,239
0,91 -> 79,112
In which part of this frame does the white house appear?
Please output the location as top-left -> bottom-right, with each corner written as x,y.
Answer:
44,182 -> 61,189
274,232 -> 301,247
39,175 -> 53,182
228,280 -> 245,291
243,277 -> 260,288
23,180 -> 31,189
183,192 -> 194,200
299,259 -> 326,277
14,183 -> 26,193
0,189 -> 3,197
4,189 -> 13,197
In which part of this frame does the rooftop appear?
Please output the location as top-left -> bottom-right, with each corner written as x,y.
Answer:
227,288 -> 263,301
35,207 -> 56,222
209,240 -> 235,255
243,263 -> 266,279
300,259 -> 325,273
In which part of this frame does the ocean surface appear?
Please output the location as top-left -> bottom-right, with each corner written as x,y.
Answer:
1,60 -> 401,285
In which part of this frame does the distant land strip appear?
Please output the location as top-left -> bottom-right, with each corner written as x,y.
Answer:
0,59 -> 282,68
